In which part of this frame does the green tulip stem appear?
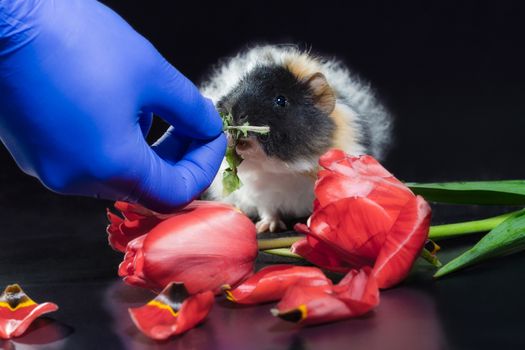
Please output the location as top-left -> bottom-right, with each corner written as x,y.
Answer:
257,236 -> 303,250
223,125 -> 270,134
261,248 -> 303,259
428,209 -> 525,240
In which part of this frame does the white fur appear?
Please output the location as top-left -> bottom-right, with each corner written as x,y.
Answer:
205,146 -> 316,227
200,45 -> 392,230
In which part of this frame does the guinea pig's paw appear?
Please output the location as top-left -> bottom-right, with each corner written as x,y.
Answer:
256,217 -> 287,233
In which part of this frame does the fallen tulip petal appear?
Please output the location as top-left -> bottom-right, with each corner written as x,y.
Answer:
129,282 -> 214,340
224,265 -> 332,305
273,268 -> 379,326
0,284 -> 58,339
272,286 -> 341,325
373,196 -> 431,288
334,267 -> 379,308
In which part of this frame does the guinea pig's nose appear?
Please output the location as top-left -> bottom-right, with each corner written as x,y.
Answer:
236,138 -> 254,152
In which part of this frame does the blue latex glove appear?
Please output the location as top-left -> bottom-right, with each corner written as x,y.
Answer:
0,0 -> 226,212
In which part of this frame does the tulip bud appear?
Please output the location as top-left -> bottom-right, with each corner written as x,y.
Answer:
117,201 -> 258,294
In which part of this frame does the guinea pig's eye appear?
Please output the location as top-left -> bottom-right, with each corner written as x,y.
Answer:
274,95 -> 287,107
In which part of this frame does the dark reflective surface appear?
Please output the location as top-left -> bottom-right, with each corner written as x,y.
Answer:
2,0 -> 525,349
105,282 -> 445,350
1,194 -> 524,349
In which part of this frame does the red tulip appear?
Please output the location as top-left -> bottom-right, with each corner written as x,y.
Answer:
273,267 -> 379,326
224,265 -> 332,305
118,201 -> 258,294
129,282 -> 214,340
107,201 -> 168,252
0,284 -> 59,339
292,149 -> 431,289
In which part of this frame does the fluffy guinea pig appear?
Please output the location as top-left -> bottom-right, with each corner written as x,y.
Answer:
201,45 -> 392,233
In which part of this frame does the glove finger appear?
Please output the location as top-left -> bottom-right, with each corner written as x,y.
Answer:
144,57 -> 222,140
127,132 -> 227,213
151,126 -> 193,164
138,110 -> 153,138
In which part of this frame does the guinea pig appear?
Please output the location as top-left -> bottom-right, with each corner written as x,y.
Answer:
200,45 -> 392,233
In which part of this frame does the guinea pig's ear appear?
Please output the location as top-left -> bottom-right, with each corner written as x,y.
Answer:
305,72 -> 336,115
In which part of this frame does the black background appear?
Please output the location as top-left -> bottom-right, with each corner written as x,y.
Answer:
1,1 -> 525,349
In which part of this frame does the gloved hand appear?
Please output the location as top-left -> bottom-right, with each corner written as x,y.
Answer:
0,0 -> 226,212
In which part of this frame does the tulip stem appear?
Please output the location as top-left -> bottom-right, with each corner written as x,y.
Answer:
429,208 -> 525,240
258,237 -> 302,250
261,248 -> 303,259
224,125 -> 270,134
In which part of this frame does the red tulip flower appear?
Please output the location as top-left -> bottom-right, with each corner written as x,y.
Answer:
224,265 -> 332,305
273,267 -> 379,326
107,201 -> 169,252
293,149 -> 431,289
117,201 -> 258,294
0,284 -> 58,339
129,282 -> 214,340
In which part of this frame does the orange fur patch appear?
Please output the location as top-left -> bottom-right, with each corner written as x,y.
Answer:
329,104 -> 356,151
285,55 -> 320,80
285,53 -> 358,155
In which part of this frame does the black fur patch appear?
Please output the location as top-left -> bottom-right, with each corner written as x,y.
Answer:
217,65 -> 335,161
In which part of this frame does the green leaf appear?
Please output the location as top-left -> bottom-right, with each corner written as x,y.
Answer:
220,112 -> 269,196
406,180 -> 525,205
225,146 -> 242,169
222,168 -> 242,196
434,209 -> 525,277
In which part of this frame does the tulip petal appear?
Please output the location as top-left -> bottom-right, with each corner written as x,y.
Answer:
118,235 -> 153,290
334,267 -> 380,308
129,282 -> 214,340
108,201 -> 240,253
319,149 -> 397,180
273,268 -> 378,326
119,201 -> 257,294
272,286 -> 339,325
318,148 -> 351,169
373,195 -> 431,289
315,171 -> 375,207
114,201 -> 151,221
0,284 -> 59,339
107,203 -> 164,253
315,153 -> 414,220
291,231 -> 356,273
224,265 -> 332,305
305,197 -> 395,267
